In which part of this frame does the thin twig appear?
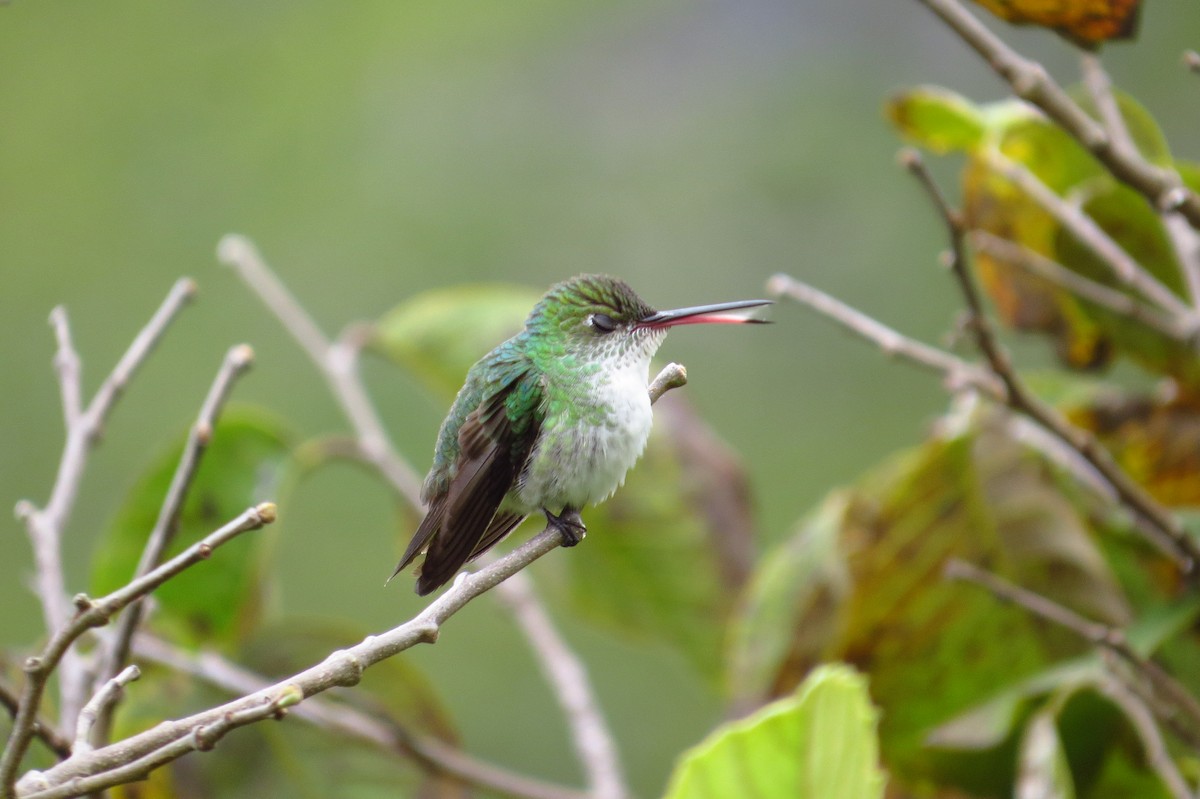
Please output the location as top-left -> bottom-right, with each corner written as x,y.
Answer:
492,573 -> 626,799
914,0 -> 1200,229
14,523 -> 592,799
982,149 -> 1195,322
968,231 -> 1194,342
0,504 -> 275,798
1094,675 -> 1195,799
129,634 -> 586,799
902,148 -> 1200,575
15,279 -> 196,733
1184,51 -> 1200,75
72,667 -> 139,756
766,273 -> 1003,398
1080,52 -> 1200,309
944,559 -> 1200,747
93,344 -> 255,740
217,234 -> 424,503
0,681 -> 70,761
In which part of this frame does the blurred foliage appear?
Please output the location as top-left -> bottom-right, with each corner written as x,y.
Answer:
968,0 -> 1142,49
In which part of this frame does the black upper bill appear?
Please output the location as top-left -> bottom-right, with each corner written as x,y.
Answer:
636,299 -> 773,329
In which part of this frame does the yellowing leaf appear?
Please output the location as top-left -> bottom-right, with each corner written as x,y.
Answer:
886,87 -> 986,154
970,0 -> 1141,49
664,664 -> 884,799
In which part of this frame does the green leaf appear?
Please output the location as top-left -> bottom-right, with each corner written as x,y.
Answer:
728,403 -> 1131,794
371,284 -> 539,398
885,87 -> 986,153
664,664 -> 884,799
92,407 -> 293,648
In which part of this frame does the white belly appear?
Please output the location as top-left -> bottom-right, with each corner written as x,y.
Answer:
516,357 -> 654,513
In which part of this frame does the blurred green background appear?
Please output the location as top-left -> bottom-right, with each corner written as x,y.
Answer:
3,1 -> 1199,795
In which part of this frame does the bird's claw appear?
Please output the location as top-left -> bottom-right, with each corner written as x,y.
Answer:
544,507 -> 587,547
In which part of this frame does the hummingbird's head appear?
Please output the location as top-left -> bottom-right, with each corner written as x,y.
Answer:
525,274 -> 771,367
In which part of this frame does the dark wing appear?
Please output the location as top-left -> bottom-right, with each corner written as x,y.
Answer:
396,361 -> 542,595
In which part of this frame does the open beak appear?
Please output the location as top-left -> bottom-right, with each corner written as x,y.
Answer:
636,299 -> 772,329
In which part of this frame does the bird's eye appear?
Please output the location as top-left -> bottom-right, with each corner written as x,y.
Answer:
587,313 -> 617,333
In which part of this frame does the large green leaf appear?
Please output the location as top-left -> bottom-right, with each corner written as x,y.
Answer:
885,86 -> 986,154
92,407 -> 293,648
664,664 -> 884,799
370,284 -> 539,397
373,284 -> 757,680
728,403 -> 1131,794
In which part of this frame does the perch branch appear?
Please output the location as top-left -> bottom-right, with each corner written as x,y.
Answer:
0,504 -> 274,798
130,634 -> 587,799
14,522 -> 615,799
1184,51 -> 1200,75
944,559 -> 1200,748
15,279 -> 196,732
913,0 -> 1200,229
217,234 -> 424,503
901,148 -> 1200,575
93,344 -> 255,736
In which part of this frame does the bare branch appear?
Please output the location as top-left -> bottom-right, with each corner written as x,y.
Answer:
1095,676 -> 1195,799
93,344 -> 255,734
15,279 -> 196,732
217,234 -> 424,504
492,573 -> 627,799
901,148 -> 1200,576
72,667 -> 140,756
15,523 -> 567,798
944,559 -> 1200,748
1184,50 -> 1200,75
130,634 -> 587,799
1,504 -> 275,798
766,273 -> 1003,398
981,149 -> 1195,322
0,681 -> 69,761
648,362 -> 688,403
968,231 -> 1193,342
914,0 -> 1200,229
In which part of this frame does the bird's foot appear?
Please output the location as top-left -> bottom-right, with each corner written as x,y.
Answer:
544,507 -> 586,547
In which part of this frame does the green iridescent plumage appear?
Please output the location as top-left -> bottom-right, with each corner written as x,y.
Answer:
393,274 -> 770,595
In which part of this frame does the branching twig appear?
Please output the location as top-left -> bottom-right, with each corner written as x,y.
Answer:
1095,675 -> 1195,799
491,573 -> 626,799
0,504 -> 275,798
15,279 -> 196,732
944,559 -> 1200,748
15,522 -> 600,799
981,150 -> 1195,323
217,234 -> 424,503
72,667 -> 139,756
901,148 -> 1200,575
914,0 -> 1200,229
766,273 -> 1003,398
129,634 -> 587,799
968,231 -> 1193,342
0,682 -> 69,761
93,344 -> 255,739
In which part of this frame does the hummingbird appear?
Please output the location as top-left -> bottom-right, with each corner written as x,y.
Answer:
393,274 -> 770,595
